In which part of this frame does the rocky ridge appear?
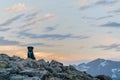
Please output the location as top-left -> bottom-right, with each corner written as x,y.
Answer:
0,54 -> 109,80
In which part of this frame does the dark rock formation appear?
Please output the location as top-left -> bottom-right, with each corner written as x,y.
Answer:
95,75 -> 112,80
0,54 -> 103,80
27,46 -> 35,60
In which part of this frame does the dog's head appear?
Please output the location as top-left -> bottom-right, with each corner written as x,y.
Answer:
27,46 -> 34,52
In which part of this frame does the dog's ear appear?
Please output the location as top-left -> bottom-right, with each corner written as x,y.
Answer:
27,46 -> 34,50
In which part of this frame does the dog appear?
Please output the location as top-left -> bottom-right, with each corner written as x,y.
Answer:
27,46 -> 35,60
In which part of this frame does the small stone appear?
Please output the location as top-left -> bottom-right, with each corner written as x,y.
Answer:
10,75 -> 25,80
0,61 -> 9,68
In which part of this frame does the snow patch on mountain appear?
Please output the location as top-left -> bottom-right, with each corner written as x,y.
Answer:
112,69 -> 117,78
79,65 -> 90,71
99,61 -> 107,67
75,64 -> 90,71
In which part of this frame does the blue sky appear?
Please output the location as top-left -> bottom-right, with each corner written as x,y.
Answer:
0,0 -> 120,65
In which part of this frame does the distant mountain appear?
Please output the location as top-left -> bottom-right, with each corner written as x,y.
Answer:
74,58 -> 120,80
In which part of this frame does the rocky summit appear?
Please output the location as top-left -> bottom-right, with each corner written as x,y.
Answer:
0,54 -> 110,80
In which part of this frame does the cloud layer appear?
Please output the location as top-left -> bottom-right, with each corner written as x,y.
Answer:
93,43 -> 120,51
101,22 -> 120,27
0,37 -> 19,45
4,3 -> 29,12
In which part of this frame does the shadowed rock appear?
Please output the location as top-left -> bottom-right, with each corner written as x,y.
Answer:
95,75 -> 112,80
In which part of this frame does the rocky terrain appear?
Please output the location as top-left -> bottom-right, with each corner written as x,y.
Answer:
0,54 -> 111,80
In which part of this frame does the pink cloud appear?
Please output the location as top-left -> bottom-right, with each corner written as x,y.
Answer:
4,3 -> 33,13
80,0 -> 88,7
44,13 -> 56,20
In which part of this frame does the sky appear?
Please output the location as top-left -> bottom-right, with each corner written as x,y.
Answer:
0,0 -> 120,65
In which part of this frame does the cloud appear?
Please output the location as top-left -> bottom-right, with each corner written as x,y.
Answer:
0,13 -> 24,26
0,11 -> 39,27
0,37 -> 20,45
24,12 -> 38,21
109,9 -> 120,13
45,13 -> 55,19
20,42 -> 54,47
80,5 -> 90,10
79,0 -> 118,10
39,13 -> 56,21
4,3 -> 28,12
82,15 -> 113,20
101,22 -> 120,27
93,43 -> 120,51
21,12 -> 56,28
79,0 -> 90,10
44,24 -> 59,32
94,0 -> 118,5
18,29 -> 89,40
44,27 -> 56,32
96,15 -> 113,20
0,28 -> 10,31
34,52 -> 70,61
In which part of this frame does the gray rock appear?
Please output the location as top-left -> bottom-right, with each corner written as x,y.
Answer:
0,54 -> 112,80
0,54 -> 10,61
10,75 -> 25,80
10,55 -> 23,61
23,76 -> 41,80
49,60 -> 63,68
0,68 -> 10,80
95,75 -> 112,80
37,59 -> 48,68
19,68 -> 40,77
0,61 -> 10,68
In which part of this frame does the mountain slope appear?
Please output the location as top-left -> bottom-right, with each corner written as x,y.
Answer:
74,58 -> 120,80
0,54 -> 101,80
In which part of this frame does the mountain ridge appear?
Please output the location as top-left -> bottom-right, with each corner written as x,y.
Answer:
74,58 -> 120,80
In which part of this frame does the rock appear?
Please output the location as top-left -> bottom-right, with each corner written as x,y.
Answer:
23,77 -> 41,80
49,60 -> 63,67
48,60 -> 63,73
0,54 -> 112,80
10,55 -> 23,61
95,75 -> 112,80
0,54 -> 10,61
0,73 -> 10,80
21,58 -> 39,68
10,75 -> 25,80
19,68 -> 41,77
0,61 -> 9,68
10,75 -> 41,80
37,59 -> 48,68
0,68 -> 10,80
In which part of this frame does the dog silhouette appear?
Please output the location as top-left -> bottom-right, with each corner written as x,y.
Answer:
27,46 -> 35,60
